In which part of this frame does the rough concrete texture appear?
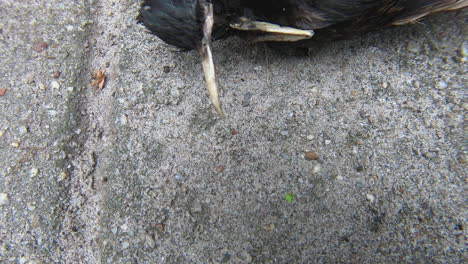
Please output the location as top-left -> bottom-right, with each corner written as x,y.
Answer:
0,1 -> 466,263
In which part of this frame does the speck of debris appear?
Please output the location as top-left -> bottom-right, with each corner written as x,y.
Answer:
305,152 -> 319,160
33,40 -> 48,52
215,166 -> 225,173
53,71 -> 61,79
356,165 -> 364,172
231,129 -> 238,135
0,88 -> 6,96
163,66 -> 171,73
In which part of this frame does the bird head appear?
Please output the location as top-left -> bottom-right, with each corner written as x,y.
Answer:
138,0 -> 224,116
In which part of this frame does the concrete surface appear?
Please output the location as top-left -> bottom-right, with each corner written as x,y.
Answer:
0,1 -> 466,263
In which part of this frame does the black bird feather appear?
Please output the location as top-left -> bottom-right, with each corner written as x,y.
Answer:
139,0 -> 466,48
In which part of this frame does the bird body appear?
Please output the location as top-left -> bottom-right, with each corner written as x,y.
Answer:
138,0 -> 467,115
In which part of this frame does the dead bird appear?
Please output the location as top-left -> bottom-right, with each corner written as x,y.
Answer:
138,0 -> 467,116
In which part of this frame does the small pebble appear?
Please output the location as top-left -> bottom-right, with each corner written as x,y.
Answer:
10,142 -> 20,148
306,135 -> 314,141
119,115 -> 128,125
325,140 -> 332,145
121,241 -> 130,249
406,40 -> 421,53
18,126 -> 28,135
0,88 -> 6,96
280,130 -> 289,136
27,202 -> 36,211
215,165 -> 225,173
337,176 -> 344,180
0,193 -> 9,205
460,42 -> 468,62
67,87 -> 74,92
30,167 -> 39,177
51,81 -> 60,89
436,80 -> 448,89
305,152 -> 320,160
174,173 -> 185,182
31,215 -> 41,228
38,82 -> 46,90
231,129 -> 238,135
53,71 -> 61,79
23,73 -> 35,84
59,171 -> 69,181
313,165 -> 321,174
144,234 -> 156,249
366,194 -> 375,203
381,81 -> 388,89
65,25 -> 74,31
33,40 -> 48,52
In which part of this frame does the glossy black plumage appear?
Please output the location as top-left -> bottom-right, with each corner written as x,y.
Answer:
138,0 -> 467,49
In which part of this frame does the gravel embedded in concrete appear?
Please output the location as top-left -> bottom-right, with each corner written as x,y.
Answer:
0,1 -> 466,263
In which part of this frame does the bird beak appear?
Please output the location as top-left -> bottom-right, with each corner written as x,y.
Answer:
230,17 -> 314,42
199,3 -> 224,117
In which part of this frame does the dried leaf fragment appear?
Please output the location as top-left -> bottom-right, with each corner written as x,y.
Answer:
91,69 -> 106,89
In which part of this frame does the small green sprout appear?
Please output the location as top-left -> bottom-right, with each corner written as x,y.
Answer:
285,193 -> 295,203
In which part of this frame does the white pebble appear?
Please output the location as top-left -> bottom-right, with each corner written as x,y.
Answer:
38,82 -> 46,90
18,126 -> 28,135
306,135 -> 314,141
337,176 -> 344,181
0,193 -> 9,205
30,167 -> 39,177
51,81 -> 60,89
119,115 -> 128,125
437,80 -> 448,89
313,165 -> 321,174
325,140 -> 332,145
366,194 -> 375,203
